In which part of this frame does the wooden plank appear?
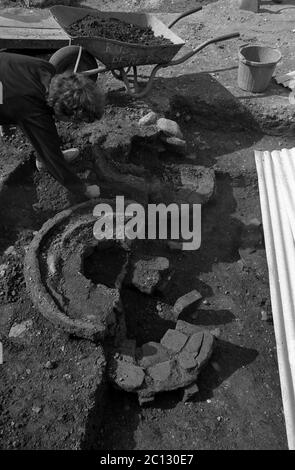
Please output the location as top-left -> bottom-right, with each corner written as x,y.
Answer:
0,27 -> 69,40
0,7 -> 70,49
0,7 -> 62,29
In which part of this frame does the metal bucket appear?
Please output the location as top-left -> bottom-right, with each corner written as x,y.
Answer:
238,45 -> 282,93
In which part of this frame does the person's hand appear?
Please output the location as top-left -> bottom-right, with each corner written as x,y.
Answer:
85,185 -> 101,199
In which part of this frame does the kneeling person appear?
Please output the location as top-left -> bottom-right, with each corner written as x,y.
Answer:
0,52 -> 104,199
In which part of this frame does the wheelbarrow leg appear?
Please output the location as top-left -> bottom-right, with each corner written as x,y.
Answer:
120,64 -> 164,98
74,46 -> 83,73
111,67 -> 132,81
132,67 -> 141,93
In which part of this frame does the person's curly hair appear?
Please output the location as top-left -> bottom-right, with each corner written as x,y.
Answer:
47,72 -> 105,122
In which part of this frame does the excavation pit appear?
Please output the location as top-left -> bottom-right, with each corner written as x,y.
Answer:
24,200 -> 131,342
83,241 -> 128,288
24,200 -> 215,405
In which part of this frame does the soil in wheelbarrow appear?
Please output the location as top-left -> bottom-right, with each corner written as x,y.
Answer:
66,14 -> 173,46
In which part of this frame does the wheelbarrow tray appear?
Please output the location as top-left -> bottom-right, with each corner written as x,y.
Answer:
50,5 -> 185,69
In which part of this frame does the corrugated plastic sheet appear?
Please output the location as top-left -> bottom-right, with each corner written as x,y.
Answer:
255,148 -> 295,449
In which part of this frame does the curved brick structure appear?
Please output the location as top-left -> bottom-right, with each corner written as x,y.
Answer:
24,200 -> 130,342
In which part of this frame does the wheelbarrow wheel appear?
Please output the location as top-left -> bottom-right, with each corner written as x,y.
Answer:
49,46 -> 98,82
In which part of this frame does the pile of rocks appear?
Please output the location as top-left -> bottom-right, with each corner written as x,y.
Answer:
139,113 -> 187,155
108,320 -> 215,404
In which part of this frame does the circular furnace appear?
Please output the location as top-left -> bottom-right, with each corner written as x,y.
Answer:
24,200 -> 130,342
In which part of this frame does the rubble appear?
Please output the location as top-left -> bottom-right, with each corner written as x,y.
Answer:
108,324 -> 214,404
139,112 -> 158,126
131,257 -> 170,294
8,319 -> 33,338
157,118 -> 183,139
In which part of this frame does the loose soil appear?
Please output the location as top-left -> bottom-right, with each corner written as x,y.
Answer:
67,14 -> 173,45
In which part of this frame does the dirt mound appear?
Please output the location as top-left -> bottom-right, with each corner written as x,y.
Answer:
67,14 -> 173,46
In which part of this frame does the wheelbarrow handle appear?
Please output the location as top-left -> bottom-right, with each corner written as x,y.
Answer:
168,31 -> 241,67
168,5 -> 203,29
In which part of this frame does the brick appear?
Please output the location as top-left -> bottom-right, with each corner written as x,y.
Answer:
184,332 -> 204,354
147,360 -> 172,383
195,332 -> 214,369
178,351 -> 198,370
176,320 -> 204,336
160,329 -> 188,353
138,341 -> 170,368
183,383 -> 199,402
113,361 -> 145,391
173,290 -> 202,317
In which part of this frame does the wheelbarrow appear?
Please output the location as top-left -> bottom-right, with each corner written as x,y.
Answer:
49,5 -> 240,98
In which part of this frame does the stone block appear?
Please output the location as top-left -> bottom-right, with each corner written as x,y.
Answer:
9,319 -> 33,338
157,118 -> 183,139
160,329 -> 188,353
173,290 -> 202,318
112,360 -> 145,391
176,320 -> 204,336
178,351 -> 198,370
184,332 -> 204,354
182,383 -> 199,402
147,360 -> 172,384
195,332 -> 214,369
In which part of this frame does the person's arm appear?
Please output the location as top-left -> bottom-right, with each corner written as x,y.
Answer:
19,112 -> 87,197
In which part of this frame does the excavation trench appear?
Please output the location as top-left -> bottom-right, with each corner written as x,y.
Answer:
0,102 -> 290,448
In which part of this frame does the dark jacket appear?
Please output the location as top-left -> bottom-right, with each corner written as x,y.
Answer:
0,52 -> 85,195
